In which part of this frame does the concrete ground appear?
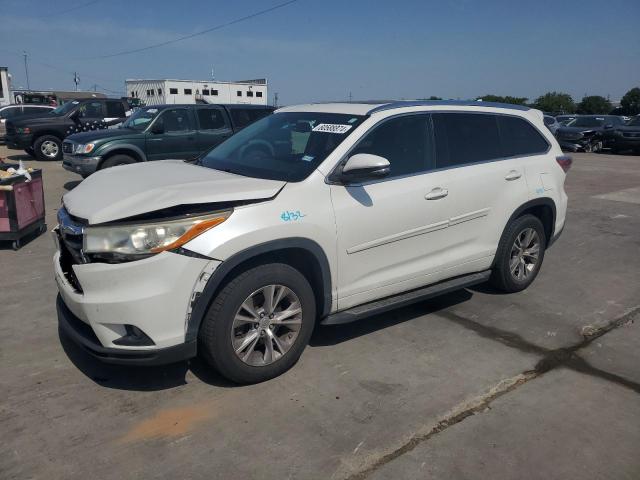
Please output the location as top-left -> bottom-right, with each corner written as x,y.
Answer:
1,145 -> 639,480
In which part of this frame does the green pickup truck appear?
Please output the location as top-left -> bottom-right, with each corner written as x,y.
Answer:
62,104 -> 274,177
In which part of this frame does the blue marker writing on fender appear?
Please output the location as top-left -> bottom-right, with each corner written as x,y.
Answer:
281,210 -> 306,222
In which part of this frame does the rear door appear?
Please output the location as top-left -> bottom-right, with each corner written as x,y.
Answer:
430,112 -> 531,267
195,106 -> 233,153
145,107 -> 198,160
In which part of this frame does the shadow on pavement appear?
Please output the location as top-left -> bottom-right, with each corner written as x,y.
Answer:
58,289 -> 476,391
310,289 -> 473,347
63,180 -> 81,191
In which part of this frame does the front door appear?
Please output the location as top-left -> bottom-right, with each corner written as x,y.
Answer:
330,114 -> 453,310
146,108 -> 198,160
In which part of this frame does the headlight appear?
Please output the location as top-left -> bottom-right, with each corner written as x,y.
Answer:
74,143 -> 95,154
83,211 -> 231,256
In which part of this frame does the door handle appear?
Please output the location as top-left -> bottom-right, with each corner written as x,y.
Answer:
425,187 -> 448,200
505,170 -> 522,181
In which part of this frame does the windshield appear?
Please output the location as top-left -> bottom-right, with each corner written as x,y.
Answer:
49,101 -> 79,116
121,107 -> 160,130
627,116 -> 640,127
567,117 -> 605,128
200,112 -> 366,181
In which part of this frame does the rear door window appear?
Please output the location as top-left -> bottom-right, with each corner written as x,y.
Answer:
197,108 -> 229,130
230,108 -> 272,129
498,116 -> 549,157
432,113 -> 502,168
105,101 -> 126,118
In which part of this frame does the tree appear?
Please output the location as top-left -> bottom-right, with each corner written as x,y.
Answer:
428,96 -> 442,100
478,94 -> 528,105
577,95 -> 612,114
533,92 -> 576,114
620,87 -> 640,115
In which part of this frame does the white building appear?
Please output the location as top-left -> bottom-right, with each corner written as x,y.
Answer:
0,67 -> 12,107
125,78 -> 268,106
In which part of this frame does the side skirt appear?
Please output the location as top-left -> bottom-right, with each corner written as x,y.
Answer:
321,270 -> 491,326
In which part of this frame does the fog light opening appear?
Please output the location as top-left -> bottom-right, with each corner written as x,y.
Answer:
113,325 -> 155,346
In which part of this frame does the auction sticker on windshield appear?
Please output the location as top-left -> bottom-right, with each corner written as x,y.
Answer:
312,124 -> 353,134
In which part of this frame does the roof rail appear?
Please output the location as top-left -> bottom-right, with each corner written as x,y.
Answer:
368,100 -> 531,115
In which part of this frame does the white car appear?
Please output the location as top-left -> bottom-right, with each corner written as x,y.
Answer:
54,100 -> 570,383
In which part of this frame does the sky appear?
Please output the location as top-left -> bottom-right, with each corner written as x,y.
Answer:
1,0 -> 639,105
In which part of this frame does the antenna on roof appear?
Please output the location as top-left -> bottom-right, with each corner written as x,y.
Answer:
211,67 -> 215,81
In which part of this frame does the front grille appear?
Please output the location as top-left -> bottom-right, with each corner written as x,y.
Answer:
62,141 -> 73,153
57,207 -> 88,292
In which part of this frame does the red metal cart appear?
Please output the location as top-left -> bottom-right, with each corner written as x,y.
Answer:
0,165 -> 46,250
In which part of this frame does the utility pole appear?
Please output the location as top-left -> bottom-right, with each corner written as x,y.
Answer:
274,92 -> 279,108
73,72 -> 80,91
211,67 -> 215,81
348,91 -> 353,103
23,51 -> 30,91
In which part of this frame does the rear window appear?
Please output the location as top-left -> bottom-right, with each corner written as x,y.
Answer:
433,113 -> 502,168
498,116 -> 549,157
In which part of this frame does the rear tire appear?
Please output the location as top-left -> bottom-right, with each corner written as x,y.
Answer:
490,214 -> 546,293
34,135 -> 62,161
199,263 -> 316,384
99,154 -> 136,170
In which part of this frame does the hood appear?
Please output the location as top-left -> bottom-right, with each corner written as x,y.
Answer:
557,125 -> 602,134
616,125 -> 640,132
66,128 -> 142,143
63,160 -> 286,224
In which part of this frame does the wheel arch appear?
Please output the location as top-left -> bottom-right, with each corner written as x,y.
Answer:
32,131 -> 63,146
97,144 -> 146,169
186,238 -> 332,343
502,198 -> 557,249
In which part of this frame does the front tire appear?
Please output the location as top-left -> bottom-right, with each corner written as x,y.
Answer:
34,135 -> 62,161
99,154 -> 136,170
199,263 -> 316,384
490,214 -> 546,293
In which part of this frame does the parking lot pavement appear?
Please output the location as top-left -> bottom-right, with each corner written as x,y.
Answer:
1,147 -> 639,479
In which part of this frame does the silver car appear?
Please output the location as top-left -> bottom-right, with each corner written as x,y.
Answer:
543,115 -> 560,135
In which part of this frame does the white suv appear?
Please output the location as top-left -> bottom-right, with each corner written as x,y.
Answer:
54,101 -> 570,383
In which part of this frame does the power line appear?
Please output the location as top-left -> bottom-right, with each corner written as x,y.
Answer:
84,0 -> 300,60
0,48 -> 124,94
48,0 -> 103,16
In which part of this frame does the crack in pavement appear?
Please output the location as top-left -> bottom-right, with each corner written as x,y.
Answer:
343,305 -> 640,480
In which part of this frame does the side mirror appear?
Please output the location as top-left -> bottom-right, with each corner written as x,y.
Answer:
151,122 -> 164,135
340,153 -> 390,183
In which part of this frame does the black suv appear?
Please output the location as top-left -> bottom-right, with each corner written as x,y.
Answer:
602,115 -> 640,154
4,98 -> 130,161
61,104 -> 275,177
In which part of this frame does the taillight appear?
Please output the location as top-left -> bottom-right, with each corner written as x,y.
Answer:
556,155 -> 572,173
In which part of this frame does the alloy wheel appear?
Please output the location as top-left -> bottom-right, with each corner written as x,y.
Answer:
41,140 -> 59,158
509,228 -> 540,281
231,285 -> 303,366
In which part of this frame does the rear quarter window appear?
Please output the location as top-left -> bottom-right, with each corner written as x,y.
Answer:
497,116 -> 549,157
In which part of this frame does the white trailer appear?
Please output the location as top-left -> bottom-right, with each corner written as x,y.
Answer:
125,78 -> 268,106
